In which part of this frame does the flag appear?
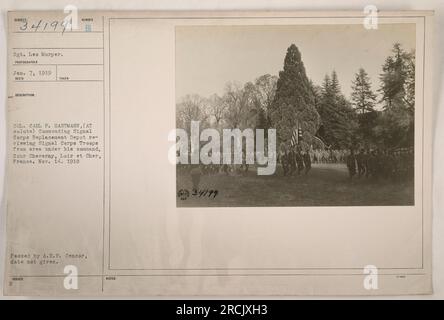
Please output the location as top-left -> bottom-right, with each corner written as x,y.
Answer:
291,120 -> 302,147
313,136 -> 326,149
291,128 -> 298,147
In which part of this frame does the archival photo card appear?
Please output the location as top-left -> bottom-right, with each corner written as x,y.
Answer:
4,11 -> 433,296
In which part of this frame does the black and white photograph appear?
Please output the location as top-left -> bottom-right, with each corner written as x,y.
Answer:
175,24 -> 417,207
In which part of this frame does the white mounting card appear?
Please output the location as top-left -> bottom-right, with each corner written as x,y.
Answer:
4,10 -> 434,296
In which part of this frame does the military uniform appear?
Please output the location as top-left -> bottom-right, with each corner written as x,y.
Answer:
280,151 -> 289,176
346,151 -> 357,180
296,151 -> 304,175
356,150 -> 366,178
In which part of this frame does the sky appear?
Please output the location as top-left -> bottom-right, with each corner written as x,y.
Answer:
176,23 -> 416,102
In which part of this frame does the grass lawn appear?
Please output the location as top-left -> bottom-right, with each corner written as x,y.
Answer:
176,163 -> 414,207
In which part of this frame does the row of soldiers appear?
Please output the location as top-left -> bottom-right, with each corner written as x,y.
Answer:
279,147 -> 312,176
312,149 -> 348,164
177,147 -> 414,183
346,148 -> 414,181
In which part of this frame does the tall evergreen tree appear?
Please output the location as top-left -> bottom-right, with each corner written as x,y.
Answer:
351,68 -> 377,114
403,51 -> 415,113
379,43 -> 409,109
350,68 -> 378,145
269,44 -> 320,147
315,71 -> 357,149
330,70 -> 341,98
376,43 -> 416,148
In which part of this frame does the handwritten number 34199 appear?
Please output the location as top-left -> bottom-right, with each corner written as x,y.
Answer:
19,19 -> 73,34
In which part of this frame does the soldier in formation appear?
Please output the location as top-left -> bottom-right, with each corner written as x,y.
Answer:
345,147 -> 414,182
